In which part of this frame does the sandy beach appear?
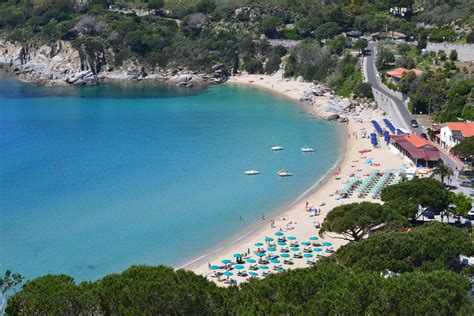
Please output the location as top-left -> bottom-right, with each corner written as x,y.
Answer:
181,73 -> 408,285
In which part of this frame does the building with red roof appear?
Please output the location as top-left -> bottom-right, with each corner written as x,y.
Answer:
386,67 -> 422,83
440,122 -> 474,152
390,134 -> 441,167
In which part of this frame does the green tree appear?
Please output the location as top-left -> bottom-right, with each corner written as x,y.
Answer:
450,49 -> 458,61
376,47 -> 395,70
314,22 -> 341,40
432,163 -> 453,184
354,82 -> 374,99
399,70 -> 418,94
452,137 -> 474,162
380,178 -> 450,217
196,0 -> 216,14
1,270 -> 23,313
449,192 -> 472,221
147,0 -> 164,11
6,275 -> 98,315
260,16 -> 281,39
335,222 -> 473,273
320,202 -> 404,242
353,38 -> 368,56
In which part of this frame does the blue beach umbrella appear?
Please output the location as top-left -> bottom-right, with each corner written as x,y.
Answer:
210,265 -> 220,270
223,271 -> 233,276
287,236 -> 297,240
271,259 -> 280,264
265,237 -> 274,242
309,236 -> 318,241
301,241 -> 311,246
323,242 -> 332,247
233,253 -> 242,258
275,232 -> 284,236
291,247 -> 300,252
256,252 -> 266,257
246,258 -> 256,263
280,253 -> 290,258
260,265 -> 269,270
234,265 -> 245,270
249,272 -> 259,276
221,259 -> 231,264
314,248 -> 323,252
304,253 -> 313,258
255,242 -> 264,247
278,242 -> 287,246
267,247 -> 277,252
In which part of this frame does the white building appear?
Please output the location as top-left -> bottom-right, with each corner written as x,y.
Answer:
439,122 -> 474,152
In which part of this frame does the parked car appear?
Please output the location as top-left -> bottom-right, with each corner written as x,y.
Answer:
422,210 -> 434,219
468,209 -> 474,220
471,188 -> 474,196
410,119 -> 418,128
460,181 -> 471,188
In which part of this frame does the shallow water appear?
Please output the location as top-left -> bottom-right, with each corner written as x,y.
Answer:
0,76 -> 341,281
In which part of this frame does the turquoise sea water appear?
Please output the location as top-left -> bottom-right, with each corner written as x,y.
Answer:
0,75 -> 341,281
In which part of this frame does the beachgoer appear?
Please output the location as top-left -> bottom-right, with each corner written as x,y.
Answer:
262,213 -> 265,220
239,215 -> 242,221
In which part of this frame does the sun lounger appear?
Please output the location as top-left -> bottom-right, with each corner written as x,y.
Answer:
293,252 -> 303,259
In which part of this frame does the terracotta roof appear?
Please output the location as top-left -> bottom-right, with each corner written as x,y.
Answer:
404,134 -> 430,148
390,134 -> 440,161
447,122 -> 474,137
386,68 -> 422,79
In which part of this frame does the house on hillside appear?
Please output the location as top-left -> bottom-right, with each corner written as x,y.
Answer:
385,67 -> 422,83
440,122 -> 474,152
390,134 -> 442,168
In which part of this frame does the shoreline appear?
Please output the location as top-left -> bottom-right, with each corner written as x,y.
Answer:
178,74 -> 349,271
184,74 -> 406,285
177,125 -> 348,271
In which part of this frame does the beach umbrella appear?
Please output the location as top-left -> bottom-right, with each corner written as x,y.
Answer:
265,237 -> 274,242
210,265 -> 220,270
290,247 -> 300,252
275,232 -> 284,236
246,258 -> 256,263
234,265 -> 245,270
323,242 -> 332,247
249,272 -> 259,276
280,253 -> 290,258
304,253 -> 313,258
223,271 -> 233,276
271,259 -> 280,264
267,247 -> 277,252
260,265 -> 269,270
233,253 -> 242,258
255,242 -> 264,246
287,236 -> 297,240
314,248 -> 323,252
278,242 -> 287,246
301,241 -> 311,246
309,236 -> 318,241
256,252 -> 266,257
221,259 -> 231,264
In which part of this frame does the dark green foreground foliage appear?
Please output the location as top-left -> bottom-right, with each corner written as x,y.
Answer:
6,263 -> 471,315
336,222 -> 473,273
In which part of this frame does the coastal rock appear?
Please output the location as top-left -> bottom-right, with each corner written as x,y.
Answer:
65,70 -> 96,85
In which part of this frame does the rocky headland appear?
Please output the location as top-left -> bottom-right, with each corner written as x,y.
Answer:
0,40 -> 227,87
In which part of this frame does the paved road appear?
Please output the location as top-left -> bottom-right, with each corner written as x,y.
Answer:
364,42 -> 462,173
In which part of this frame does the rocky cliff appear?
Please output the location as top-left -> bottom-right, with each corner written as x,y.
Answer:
0,40 -> 227,87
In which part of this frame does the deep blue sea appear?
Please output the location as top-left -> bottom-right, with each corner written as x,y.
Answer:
0,75 -> 341,281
